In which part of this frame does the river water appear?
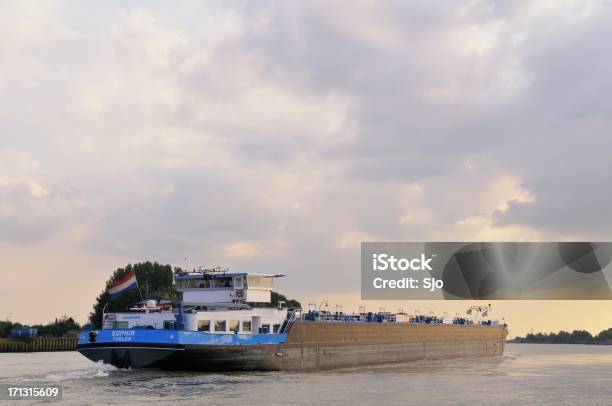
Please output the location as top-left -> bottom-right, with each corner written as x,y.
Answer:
1,344 -> 611,405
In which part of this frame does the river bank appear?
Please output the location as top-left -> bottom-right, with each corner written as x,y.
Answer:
0,337 -> 78,353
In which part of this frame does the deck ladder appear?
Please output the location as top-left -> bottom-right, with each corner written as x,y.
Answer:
280,309 -> 299,334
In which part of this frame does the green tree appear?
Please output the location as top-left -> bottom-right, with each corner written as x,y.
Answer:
570,329 -> 593,343
0,320 -> 22,338
596,328 -> 612,343
1,317 -> 81,338
33,316 -> 81,337
270,291 -> 301,308
89,262 -> 180,328
513,327 -> 612,344
556,330 -> 571,343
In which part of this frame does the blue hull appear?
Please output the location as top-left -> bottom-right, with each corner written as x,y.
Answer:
77,330 -> 289,370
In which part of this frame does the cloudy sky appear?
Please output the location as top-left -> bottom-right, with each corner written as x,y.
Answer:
2,1 -> 612,337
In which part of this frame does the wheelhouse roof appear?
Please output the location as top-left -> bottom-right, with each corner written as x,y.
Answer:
174,272 -> 283,280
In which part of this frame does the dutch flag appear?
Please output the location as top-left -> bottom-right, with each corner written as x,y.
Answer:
108,271 -> 139,300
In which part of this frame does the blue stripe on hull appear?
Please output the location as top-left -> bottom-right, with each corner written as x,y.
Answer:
78,329 -> 288,347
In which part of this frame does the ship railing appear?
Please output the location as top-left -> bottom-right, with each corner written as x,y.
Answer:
296,311 -> 501,326
280,309 -> 299,334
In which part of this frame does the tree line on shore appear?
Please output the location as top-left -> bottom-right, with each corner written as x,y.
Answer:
511,328 -> 612,344
0,316 -> 81,338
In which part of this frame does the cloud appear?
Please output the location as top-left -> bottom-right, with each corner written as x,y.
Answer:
2,1 -> 612,329
0,149 -> 88,243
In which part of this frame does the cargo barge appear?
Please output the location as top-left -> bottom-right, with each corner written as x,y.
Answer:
77,268 -> 507,371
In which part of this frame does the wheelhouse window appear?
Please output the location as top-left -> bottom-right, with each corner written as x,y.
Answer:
164,321 -> 175,329
229,320 -> 239,333
242,321 -> 252,332
213,277 -> 233,288
273,324 -> 281,333
176,278 -> 212,289
214,320 -> 226,332
114,321 -> 128,329
198,320 -> 210,332
175,279 -> 191,289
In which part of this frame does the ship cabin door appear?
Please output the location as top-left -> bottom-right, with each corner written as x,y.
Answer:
252,316 -> 262,334
233,276 -> 245,301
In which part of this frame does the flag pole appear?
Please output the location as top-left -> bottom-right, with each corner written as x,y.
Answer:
135,273 -> 144,301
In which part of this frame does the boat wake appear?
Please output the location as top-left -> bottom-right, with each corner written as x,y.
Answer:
15,361 -> 127,382
44,362 -> 119,381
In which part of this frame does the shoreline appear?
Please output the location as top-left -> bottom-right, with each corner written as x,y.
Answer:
0,337 -> 78,353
